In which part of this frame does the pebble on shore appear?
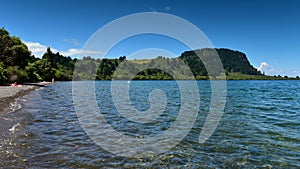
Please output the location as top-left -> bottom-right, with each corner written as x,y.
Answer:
0,82 -> 52,114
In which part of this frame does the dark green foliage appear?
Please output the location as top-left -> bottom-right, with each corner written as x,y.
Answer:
24,47 -> 75,82
96,56 -> 194,80
6,66 -> 28,83
26,59 -> 55,82
42,47 -> 74,70
0,62 -> 7,85
96,48 -> 262,80
0,28 -> 76,84
119,56 -> 126,62
0,28 -> 32,69
134,68 -> 174,80
40,47 -> 75,81
96,58 -> 120,80
179,50 -> 207,76
217,49 -> 260,75
73,56 -> 98,80
179,48 -> 261,77
0,28 -> 32,84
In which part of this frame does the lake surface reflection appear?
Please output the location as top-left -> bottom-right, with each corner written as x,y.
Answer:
0,80 -> 299,168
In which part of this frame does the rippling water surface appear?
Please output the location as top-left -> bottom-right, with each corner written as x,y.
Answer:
0,81 -> 299,168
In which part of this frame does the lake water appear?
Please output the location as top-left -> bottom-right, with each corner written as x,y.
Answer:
0,81 -> 299,168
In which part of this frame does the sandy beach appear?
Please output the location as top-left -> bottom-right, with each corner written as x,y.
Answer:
0,82 -> 52,114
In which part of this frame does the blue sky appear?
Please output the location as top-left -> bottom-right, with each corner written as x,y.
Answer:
0,0 -> 299,76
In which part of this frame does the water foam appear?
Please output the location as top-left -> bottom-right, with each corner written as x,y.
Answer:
9,122 -> 20,134
8,99 -> 22,113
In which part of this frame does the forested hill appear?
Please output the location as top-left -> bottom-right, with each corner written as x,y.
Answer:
93,48 -> 262,80
179,48 -> 261,77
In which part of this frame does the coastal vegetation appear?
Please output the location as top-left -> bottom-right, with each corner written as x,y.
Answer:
0,28 -> 75,85
0,28 -> 298,85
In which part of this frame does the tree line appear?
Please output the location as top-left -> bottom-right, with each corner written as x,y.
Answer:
1,28 -> 298,85
0,28 -> 76,85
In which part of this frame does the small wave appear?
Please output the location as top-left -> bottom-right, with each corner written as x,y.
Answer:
253,106 -> 277,111
261,164 -> 273,169
8,122 -> 21,134
8,99 -> 22,113
1,117 -> 13,121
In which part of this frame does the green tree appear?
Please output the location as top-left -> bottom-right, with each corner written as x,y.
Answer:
25,61 -> 42,82
26,59 -> 55,81
0,28 -> 32,68
0,28 -> 11,62
6,66 -> 28,83
0,62 -> 7,85
73,56 -> 98,80
180,48 -> 261,77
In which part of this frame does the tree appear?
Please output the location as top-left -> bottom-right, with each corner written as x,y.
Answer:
74,57 -> 98,80
42,47 -> 55,66
179,48 -> 261,77
0,62 -> 7,85
26,59 -> 55,81
0,28 -> 32,68
119,56 -> 126,62
9,44 -> 31,68
0,28 -> 11,63
6,66 -> 28,83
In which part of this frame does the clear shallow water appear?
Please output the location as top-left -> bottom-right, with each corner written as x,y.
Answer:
0,81 -> 299,168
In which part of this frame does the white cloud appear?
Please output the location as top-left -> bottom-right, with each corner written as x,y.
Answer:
255,62 -> 300,77
24,41 -> 105,58
257,62 -> 269,72
256,62 -> 288,76
63,38 -> 80,46
61,48 -> 105,57
23,41 -> 105,58
23,41 -> 58,58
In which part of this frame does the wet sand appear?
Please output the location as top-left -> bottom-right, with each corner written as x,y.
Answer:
0,82 -> 52,165
0,85 -> 39,150
0,82 -> 52,114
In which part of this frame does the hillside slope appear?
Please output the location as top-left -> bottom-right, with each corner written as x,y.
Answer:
95,48 -> 262,80
179,48 -> 261,76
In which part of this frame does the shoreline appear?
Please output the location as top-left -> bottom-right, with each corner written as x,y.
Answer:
0,82 -> 52,114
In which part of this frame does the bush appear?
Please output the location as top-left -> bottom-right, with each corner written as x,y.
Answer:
6,66 -> 28,83
0,62 -> 7,85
